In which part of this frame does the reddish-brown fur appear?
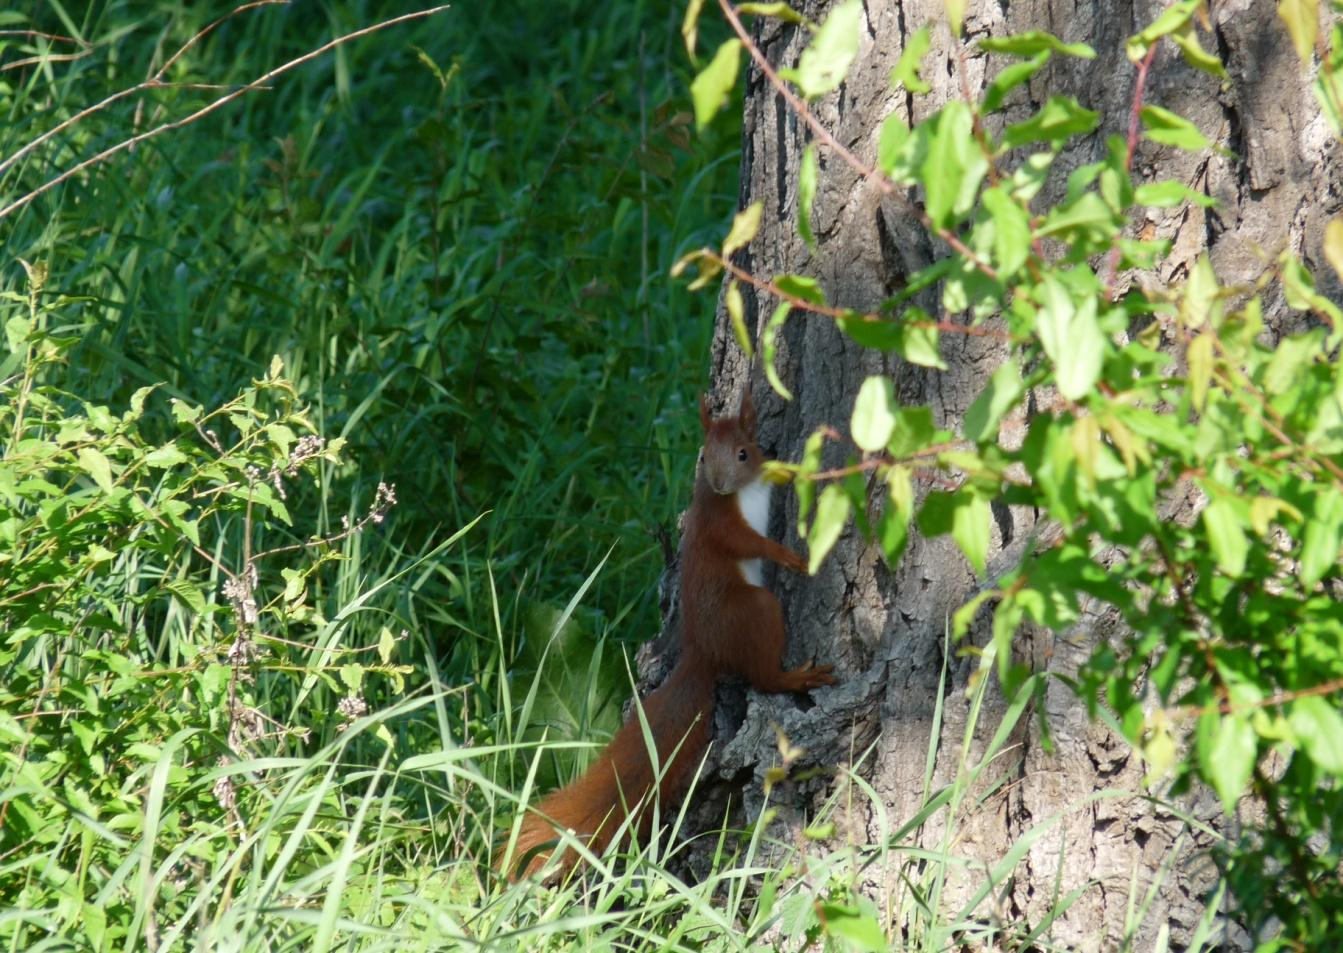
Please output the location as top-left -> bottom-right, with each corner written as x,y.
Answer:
499,388 -> 836,880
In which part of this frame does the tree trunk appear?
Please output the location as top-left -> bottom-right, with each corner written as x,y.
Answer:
662,1 -> 1339,948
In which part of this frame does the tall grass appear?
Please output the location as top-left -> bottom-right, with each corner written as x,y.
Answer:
0,3 -> 1227,950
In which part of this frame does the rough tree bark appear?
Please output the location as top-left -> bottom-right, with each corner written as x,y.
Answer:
643,1 -> 1340,949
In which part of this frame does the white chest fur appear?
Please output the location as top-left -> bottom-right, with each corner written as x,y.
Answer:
736,477 -> 771,587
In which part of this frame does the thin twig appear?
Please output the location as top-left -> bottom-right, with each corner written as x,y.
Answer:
0,5 -> 450,221
1103,43 -> 1158,299
715,0 -> 1000,283
704,249 -> 1015,341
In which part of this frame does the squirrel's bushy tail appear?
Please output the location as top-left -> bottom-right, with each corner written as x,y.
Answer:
498,655 -> 716,880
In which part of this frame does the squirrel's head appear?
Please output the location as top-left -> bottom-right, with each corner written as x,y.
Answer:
698,387 -> 764,495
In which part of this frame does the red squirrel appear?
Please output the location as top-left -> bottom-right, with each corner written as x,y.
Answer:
499,387 -> 836,880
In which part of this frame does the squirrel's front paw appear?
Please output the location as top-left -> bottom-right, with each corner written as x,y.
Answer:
782,548 -> 808,574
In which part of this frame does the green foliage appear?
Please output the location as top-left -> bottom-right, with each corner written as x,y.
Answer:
1,0 -> 740,947
689,0 -> 1343,945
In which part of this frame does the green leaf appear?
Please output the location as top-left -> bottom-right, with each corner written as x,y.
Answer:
691,39 -> 741,129
724,201 -> 763,256
1199,712 -> 1257,813
144,442 -> 189,469
816,901 -> 889,951
876,465 -> 913,566
680,0 -> 706,57
780,0 -> 862,99
944,0 -> 965,37
1278,0 -> 1319,63
798,145 -> 818,249
888,406 -> 938,457
981,186 -> 1031,278
737,1 -> 807,25
894,310 -> 947,369
76,447 -> 115,494
953,492 -> 990,576
1134,180 -> 1216,208
1037,192 -> 1118,239
1036,274 -> 1104,400
1001,97 -> 1099,149
964,361 -> 1024,442
726,281 -> 753,359
1300,488 -> 1343,588
808,483 -> 851,573
1202,497 -> 1247,578
1171,22 -> 1229,79
851,376 -> 897,452
762,303 -> 793,400
1325,217 -> 1343,283
877,113 -> 912,178
981,51 -> 1049,113
378,626 -> 398,665
775,273 -> 826,305
1125,0 -> 1200,61
1140,105 -> 1211,151
837,312 -> 902,350
1187,330 -> 1213,411
980,31 -> 1096,59
918,490 -> 989,575
890,26 -> 931,93
923,101 -> 988,228
1290,695 -> 1343,775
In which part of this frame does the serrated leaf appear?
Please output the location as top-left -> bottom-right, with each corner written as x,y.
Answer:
691,39 -> 741,129
808,483 -> 851,573
982,51 -> 1049,113
1134,180 -> 1216,208
1202,497 -> 1247,578
144,442 -> 189,469
170,399 -> 202,424
1290,695 -> 1343,775
851,376 -> 898,452
340,664 -> 364,693
780,0 -> 862,99
891,26 -> 931,93
798,145 -> 818,248
964,361 -> 1024,442
724,201 -> 763,256
726,281 -> 753,358
379,626 -> 397,666
980,31 -> 1096,58
1140,105 -> 1211,151
762,303 -> 793,399
1278,0 -> 1319,63
816,901 -> 889,950
77,447 -> 115,494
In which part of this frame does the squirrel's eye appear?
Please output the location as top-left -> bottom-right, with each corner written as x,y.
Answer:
738,448 -> 748,462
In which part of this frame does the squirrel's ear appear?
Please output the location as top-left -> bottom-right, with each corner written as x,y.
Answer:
737,385 -> 756,433
699,392 -> 713,432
